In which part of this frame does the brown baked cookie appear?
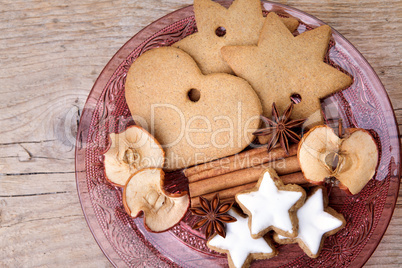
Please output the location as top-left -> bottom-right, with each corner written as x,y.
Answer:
235,168 -> 306,239
221,12 -> 353,127
125,47 -> 262,170
273,186 -> 346,258
173,0 -> 299,74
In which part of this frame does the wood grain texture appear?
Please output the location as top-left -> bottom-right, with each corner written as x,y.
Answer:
0,0 -> 400,267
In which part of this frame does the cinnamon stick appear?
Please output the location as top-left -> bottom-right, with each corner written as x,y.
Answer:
190,172 -> 310,207
280,172 -> 309,185
191,182 -> 256,207
185,144 -> 298,183
188,155 -> 301,198
184,145 -> 269,178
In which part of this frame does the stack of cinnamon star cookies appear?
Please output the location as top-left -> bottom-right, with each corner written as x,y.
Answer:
208,168 -> 345,268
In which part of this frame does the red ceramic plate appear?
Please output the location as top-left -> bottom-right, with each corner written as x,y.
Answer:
75,1 -> 400,267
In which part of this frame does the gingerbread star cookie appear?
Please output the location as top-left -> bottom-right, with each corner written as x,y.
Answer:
207,208 -> 277,268
273,187 -> 346,258
173,0 -> 299,74
235,168 -> 306,238
221,12 -> 353,126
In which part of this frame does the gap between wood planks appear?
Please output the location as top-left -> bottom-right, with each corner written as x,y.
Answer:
0,139 -> 56,146
0,214 -> 82,229
0,191 -> 68,198
0,171 -> 74,176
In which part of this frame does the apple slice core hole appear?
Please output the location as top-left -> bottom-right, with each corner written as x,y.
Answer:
324,151 -> 341,173
123,148 -> 140,166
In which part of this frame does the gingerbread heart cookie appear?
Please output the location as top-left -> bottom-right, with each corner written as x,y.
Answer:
125,47 -> 262,170
173,0 -> 298,74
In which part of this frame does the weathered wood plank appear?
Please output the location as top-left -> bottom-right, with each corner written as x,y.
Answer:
0,204 -> 109,268
0,142 -> 74,174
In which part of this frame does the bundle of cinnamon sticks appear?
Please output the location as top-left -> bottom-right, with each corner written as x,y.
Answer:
184,144 -> 311,207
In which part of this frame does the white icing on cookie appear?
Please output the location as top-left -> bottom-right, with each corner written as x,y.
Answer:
236,171 -> 303,236
207,209 -> 274,268
297,188 -> 344,255
278,188 -> 344,255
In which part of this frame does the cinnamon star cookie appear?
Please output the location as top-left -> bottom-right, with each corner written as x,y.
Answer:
273,187 -> 346,258
235,168 -> 306,238
173,0 -> 298,74
221,12 -> 353,126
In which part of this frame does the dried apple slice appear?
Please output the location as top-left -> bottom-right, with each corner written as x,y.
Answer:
123,168 -> 190,232
103,125 -> 164,187
298,125 -> 378,195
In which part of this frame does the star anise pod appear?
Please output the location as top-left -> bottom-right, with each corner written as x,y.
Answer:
253,102 -> 306,154
189,194 -> 237,239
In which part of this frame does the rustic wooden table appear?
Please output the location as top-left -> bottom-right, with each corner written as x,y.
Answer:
0,0 -> 400,267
